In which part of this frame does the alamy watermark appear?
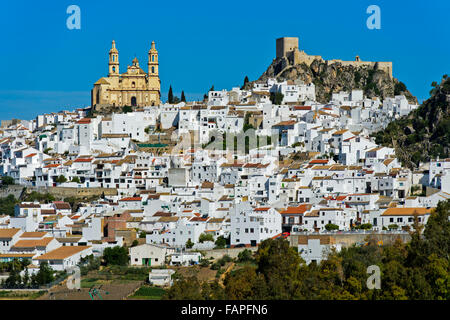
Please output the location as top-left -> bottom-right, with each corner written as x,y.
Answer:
366,265 -> 381,289
66,5 -> 81,30
66,266 -> 80,290
366,5 -> 381,30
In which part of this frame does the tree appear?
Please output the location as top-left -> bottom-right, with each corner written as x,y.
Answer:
214,236 -> 227,249
270,92 -> 284,105
394,81 -> 407,95
241,76 -> 249,89
32,262 -> 54,287
163,276 -> 204,300
55,175 -> 67,184
255,238 -> 302,299
185,239 -> 194,249
131,240 -> 139,247
103,246 -> 129,266
139,231 -> 147,238
122,106 -> 132,113
224,266 -> 267,299
0,176 -> 15,186
0,194 -> 18,216
237,249 -> 253,263
325,223 -> 340,231
71,176 -> 80,183
181,91 -> 186,102
168,85 -> 174,104
199,233 -> 214,243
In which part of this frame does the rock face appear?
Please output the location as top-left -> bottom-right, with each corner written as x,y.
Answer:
372,76 -> 450,168
253,57 -> 417,104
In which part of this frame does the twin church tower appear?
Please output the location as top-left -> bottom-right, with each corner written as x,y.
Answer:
91,40 -> 161,109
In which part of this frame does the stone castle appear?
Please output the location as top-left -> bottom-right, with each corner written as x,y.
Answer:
276,37 -> 393,78
91,40 -> 161,109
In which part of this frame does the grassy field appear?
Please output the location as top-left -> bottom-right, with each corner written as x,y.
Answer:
128,285 -> 166,300
0,290 -> 46,300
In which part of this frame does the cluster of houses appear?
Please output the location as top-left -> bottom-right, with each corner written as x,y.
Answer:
0,77 -> 449,271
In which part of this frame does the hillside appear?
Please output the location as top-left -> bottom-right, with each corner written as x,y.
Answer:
372,75 -> 450,168
252,56 -> 417,104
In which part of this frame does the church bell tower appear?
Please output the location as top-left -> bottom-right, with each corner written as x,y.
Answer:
109,40 -> 119,77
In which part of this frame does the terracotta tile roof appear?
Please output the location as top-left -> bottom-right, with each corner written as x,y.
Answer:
34,246 -> 91,260
0,228 -> 21,239
254,207 -> 271,212
77,118 -> 91,124
381,207 -> 434,216
119,197 -> 142,201
20,232 -> 47,238
74,158 -> 93,163
12,237 -> 55,248
280,204 -> 312,215
309,159 -> 328,164
53,201 -> 71,210
44,163 -> 61,168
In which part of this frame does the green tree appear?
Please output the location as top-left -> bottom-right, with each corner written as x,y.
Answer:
325,223 -> 339,231
0,194 -> 18,216
32,262 -> 54,287
270,92 -> 284,105
71,176 -> 80,183
122,106 -> 132,113
199,233 -> 214,243
214,236 -> 226,249
168,85 -> 174,103
131,240 -> 139,247
55,175 -> 67,184
0,176 -> 15,186
181,90 -> 186,102
241,75 -> 249,89
224,266 -> 267,299
103,246 -> 129,266
163,276 -> 204,300
185,239 -> 194,249
237,249 -> 253,263
255,238 -> 302,299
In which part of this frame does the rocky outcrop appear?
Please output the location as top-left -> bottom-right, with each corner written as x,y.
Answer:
372,76 -> 450,168
253,57 -> 417,104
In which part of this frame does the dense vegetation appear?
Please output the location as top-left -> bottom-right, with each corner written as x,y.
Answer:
373,75 -> 450,168
164,200 -> 450,300
0,194 -> 18,216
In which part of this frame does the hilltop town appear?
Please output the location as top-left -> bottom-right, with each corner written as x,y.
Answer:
0,37 -> 449,297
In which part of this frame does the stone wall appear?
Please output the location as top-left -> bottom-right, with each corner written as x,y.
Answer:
201,247 -> 258,260
26,186 -> 117,199
0,185 -> 24,199
289,232 -> 411,248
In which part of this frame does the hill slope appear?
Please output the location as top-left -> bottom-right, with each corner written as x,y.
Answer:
372,76 -> 450,168
253,57 -> 417,104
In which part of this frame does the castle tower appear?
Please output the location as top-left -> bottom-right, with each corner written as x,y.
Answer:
109,40 -> 119,77
148,41 -> 159,77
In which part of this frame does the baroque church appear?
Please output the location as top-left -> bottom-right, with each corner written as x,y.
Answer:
91,40 -> 161,109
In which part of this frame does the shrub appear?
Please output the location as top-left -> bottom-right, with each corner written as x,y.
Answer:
198,233 -> 214,243
237,249 -> 253,263
185,239 -> 194,249
103,246 -> 129,266
325,223 -> 340,231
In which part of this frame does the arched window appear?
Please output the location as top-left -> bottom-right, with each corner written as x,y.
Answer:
112,55 -> 116,62
112,66 -> 116,72
152,67 -> 155,73
152,55 -> 155,62
132,81 -> 136,88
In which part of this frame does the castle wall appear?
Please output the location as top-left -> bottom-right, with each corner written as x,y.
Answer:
276,37 -> 299,59
277,36 -> 393,79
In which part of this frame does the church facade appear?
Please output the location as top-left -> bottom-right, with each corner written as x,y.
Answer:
91,40 -> 161,109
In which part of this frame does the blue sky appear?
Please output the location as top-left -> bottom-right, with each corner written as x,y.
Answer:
0,0 -> 448,120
